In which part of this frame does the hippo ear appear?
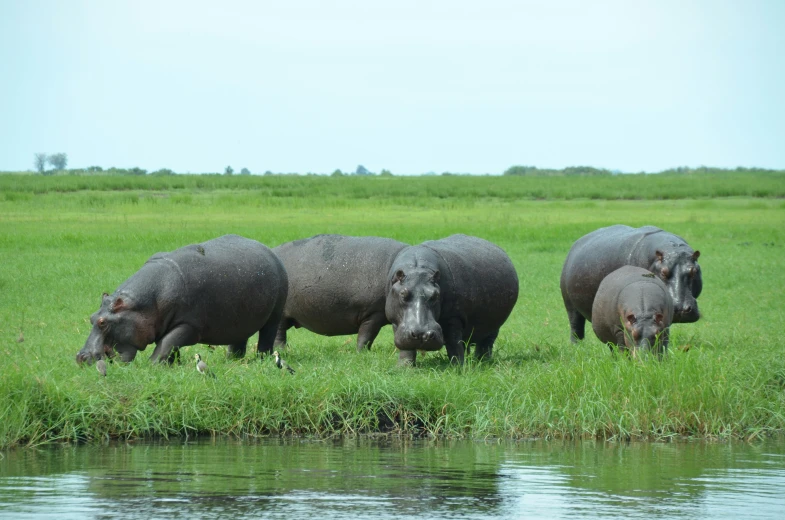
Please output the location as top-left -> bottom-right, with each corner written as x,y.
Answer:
394,269 -> 405,283
432,270 -> 440,283
626,313 -> 636,324
111,297 -> 126,313
692,250 -> 700,262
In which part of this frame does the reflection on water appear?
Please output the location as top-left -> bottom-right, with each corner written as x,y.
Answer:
1,438 -> 784,519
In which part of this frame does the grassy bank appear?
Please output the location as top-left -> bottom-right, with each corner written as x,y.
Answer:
1,174 -> 784,448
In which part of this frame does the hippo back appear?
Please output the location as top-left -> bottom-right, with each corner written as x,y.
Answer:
274,234 -> 408,336
422,234 -> 519,334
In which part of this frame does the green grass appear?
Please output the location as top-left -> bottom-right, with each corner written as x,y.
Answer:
1,173 -> 784,448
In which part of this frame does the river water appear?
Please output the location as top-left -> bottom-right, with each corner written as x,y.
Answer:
1,437 -> 784,519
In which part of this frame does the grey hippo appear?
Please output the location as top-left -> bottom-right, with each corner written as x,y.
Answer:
560,225 -> 701,343
76,234 -> 288,365
591,265 -> 674,355
273,234 -> 409,351
385,234 -> 519,366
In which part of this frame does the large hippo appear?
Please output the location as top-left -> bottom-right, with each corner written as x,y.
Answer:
591,266 -> 674,355
385,234 -> 519,366
273,234 -> 408,351
560,225 -> 701,342
76,234 -> 288,365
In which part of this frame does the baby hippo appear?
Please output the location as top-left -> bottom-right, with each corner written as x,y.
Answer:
591,266 -> 674,355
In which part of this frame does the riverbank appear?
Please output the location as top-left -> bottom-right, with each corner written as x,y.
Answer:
1,174 -> 784,448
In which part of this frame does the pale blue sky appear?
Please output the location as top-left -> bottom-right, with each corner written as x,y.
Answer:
1,0 -> 783,174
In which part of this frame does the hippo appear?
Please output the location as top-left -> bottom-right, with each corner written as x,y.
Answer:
76,234 -> 288,365
591,266 -> 674,355
385,234 -> 519,366
560,225 -> 701,343
273,234 -> 409,351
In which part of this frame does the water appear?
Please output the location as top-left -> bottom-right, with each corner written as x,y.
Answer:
1,438 -> 784,519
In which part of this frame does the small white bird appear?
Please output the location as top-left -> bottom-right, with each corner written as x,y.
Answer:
96,359 -> 107,377
194,353 -> 216,378
273,350 -> 295,375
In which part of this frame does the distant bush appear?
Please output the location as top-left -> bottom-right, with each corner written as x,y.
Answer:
504,165 -> 611,176
150,168 -> 175,176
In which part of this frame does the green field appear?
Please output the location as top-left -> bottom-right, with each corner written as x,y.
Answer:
1,173 -> 784,448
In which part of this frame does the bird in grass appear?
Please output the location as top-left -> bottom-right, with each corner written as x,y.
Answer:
96,358 -> 107,377
273,351 -> 295,375
194,353 -> 216,378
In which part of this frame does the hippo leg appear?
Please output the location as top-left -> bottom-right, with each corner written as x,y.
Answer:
443,319 -> 466,364
149,324 -> 200,363
273,318 -> 295,350
226,341 -> 248,359
474,331 -> 498,361
356,313 -> 387,352
397,349 -> 417,367
566,306 -> 586,343
256,310 -> 283,357
167,348 -> 181,365
614,330 -> 627,354
117,349 -> 138,363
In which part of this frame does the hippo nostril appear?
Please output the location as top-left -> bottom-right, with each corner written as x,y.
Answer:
424,331 -> 434,342
410,331 -> 420,340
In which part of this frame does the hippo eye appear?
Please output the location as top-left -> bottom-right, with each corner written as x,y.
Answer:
400,288 -> 410,301
429,290 -> 439,302
626,314 -> 637,324
660,267 -> 670,279
97,317 -> 107,329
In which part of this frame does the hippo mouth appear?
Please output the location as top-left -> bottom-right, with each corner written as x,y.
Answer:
673,307 -> 700,323
393,327 -> 444,352
75,342 -> 117,365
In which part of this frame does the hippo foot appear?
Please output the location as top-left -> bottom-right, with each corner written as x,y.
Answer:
397,350 -> 416,367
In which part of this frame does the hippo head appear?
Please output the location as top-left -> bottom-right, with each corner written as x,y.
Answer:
385,268 -> 444,352
617,282 -> 673,355
75,292 -> 153,365
651,249 -> 701,323
620,310 -> 670,355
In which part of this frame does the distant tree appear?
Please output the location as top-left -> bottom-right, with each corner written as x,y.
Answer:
34,153 -> 47,174
379,169 -> 393,177
225,165 -> 234,175
240,167 -> 251,175
86,165 -> 103,173
355,164 -> 370,175
264,170 -> 273,176
151,168 -> 174,176
331,169 -> 344,177
503,165 -> 538,176
127,167 -> 147,176
48,153 -> 68,171
563,166 -> 611,176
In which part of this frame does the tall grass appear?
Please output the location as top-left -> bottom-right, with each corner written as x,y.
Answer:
1,174 -> 784,448
1,170 -> 785,201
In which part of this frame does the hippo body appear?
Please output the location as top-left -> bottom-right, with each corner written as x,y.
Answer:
273,234 -> 408,351
591,266 -> 674,354
76,234 -> 288,365
560,225 -> 701,342
385,234 -> 519,366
